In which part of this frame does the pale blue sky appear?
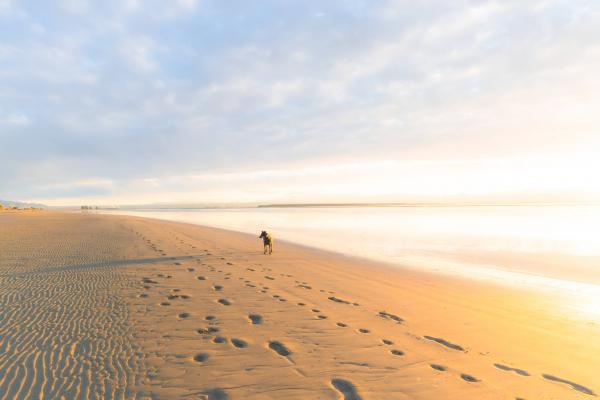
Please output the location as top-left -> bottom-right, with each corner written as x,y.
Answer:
1,0 -> 599,205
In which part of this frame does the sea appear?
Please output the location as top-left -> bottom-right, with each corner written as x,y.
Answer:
100,205 -> 600,319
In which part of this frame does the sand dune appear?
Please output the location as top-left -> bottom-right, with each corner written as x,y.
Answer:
0,211 -> 598,399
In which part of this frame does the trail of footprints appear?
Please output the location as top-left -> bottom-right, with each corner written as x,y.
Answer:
135,229 -> 597,399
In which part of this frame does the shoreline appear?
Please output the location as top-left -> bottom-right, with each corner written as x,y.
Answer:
1,211 -> 598,399
97,209 -> 600,304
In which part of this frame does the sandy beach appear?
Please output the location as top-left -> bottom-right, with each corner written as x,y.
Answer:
1,211 -> 598,399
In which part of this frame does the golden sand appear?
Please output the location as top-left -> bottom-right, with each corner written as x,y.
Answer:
0,211 -> 597,399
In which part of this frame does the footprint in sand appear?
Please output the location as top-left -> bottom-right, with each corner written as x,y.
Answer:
138,294 -> 148,298
187,268 -> 195,272
231,338 -> 248,348
430,364 -> 447,371
382,339 -> 393,345
197,327 -> 220,335
200,388 -> 229,400
217,299 -> 231,306
390,349 -> 404,356
317,315 -> 328,319
336,322 -> 347,327
461,373 -> 480,383
423,335 -> 465,351
213,285 -> 223,291
178,312 -> 190,319
205,315 -> 215,321
494,363 -> 530,377
213,336 -> 227,343
248,314 -> 263,325
268,341 -> 292,357
328,296 -> 352,305
378,311 -> 403,323
197,276 -> 206,280
193,353 -> 209,363
160,302 -> 171,306
542,374 -> 596,396
331,379 -> 362,400
358,328 -> 370,334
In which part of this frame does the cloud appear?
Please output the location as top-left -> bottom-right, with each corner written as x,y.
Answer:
0,112 -> 30,126
119,36 -> 159,73
0,0 -> 11,13
60,0 -> 90,15
31,178 -> 115,199
176,0 -> 198,11
31,152 -> 600,206
1,0 -> 599,203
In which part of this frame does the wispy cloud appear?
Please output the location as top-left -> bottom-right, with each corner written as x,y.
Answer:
1,0 -> 599,204
0,112 -> 30,126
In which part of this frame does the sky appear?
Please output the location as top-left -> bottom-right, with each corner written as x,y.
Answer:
1,0 -> 599,206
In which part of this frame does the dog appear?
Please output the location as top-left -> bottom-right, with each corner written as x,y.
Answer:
259,231 -> 273,255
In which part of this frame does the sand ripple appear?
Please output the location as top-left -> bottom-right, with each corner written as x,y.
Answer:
0,213 -> 144,399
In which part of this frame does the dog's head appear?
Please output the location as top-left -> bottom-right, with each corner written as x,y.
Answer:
259,230 -> 267,238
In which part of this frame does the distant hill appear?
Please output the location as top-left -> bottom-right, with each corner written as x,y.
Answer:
0,199 -> 46,208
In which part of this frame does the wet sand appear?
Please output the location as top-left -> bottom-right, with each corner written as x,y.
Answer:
0,211 -> 598,399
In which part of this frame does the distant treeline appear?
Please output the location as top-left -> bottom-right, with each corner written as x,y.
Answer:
0,203 -> 41,211
0,199 -> 46,208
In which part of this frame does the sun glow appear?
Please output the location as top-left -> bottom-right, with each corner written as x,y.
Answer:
34,150 -> 600,206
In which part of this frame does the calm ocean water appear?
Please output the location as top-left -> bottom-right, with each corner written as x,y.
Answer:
101,205 -> 600,318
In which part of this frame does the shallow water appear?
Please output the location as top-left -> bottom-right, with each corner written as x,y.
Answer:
100,205 -> 600,319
